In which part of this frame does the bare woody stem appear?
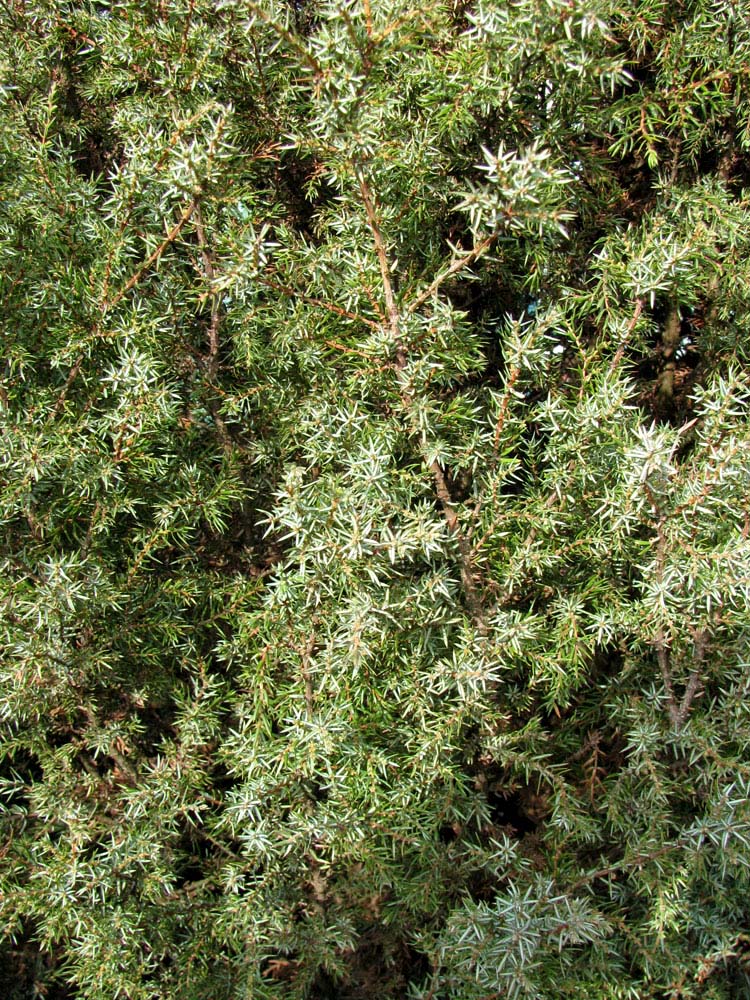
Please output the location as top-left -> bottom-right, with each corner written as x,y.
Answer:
655,628 -> 681,730
299,633 -> 316,719
653,521 -> 707,732
657,302 -> 681,404
357,166 -> 486,629
406,232 -> 498,315
430,459 -> 487,629
257,276 -> 380,329
244,1 -> 323,76
609,297 -> 644,374
104,197 -> 198,310
357,168 -> 401,344
194,202 -> 220,381
193,203 -> 233,453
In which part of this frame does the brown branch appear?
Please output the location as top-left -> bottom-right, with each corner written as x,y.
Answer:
655,628 -> 681,729
609,297 -> 644,373
257,276 -> 380,329
179,0 -> 195,57
569,837 -> 689,893
323,339 -> 379,360
657,302 -> 681,403
194,202 -> 220,380
105,110 -> 228,309
651,508 -> 709,732
358,163 -> 486,628
299,634 -> 316,719
51,353 -> 85,418
244,2 -> 323,76
491,364 -> 521,458
655,623 -> 708,733
406,233 -> 498,315
357,168 -> 401,344
339,6 -> 371,69
431,459 -> 486,630
104,198 -> 198,310
677,629 -> 707,729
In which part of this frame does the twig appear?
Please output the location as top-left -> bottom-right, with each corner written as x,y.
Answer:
104,197 -> 198,310
430,459 -> 486,630
609,297 -> 644,373
654,624 -> 707,733
323,339 -> 379,360
406,233 -> 498,315
676,629 -> 707,729
257,276 -> 380,329
655,628 -> 680,729
357,168 -> 401,344
657,302 -> 681,404
51,353 -> 85,418
299,634 -> 316,719
105,110 -> 228,309
194,202 -> 220,380
339,6 -> 371,70
569,837 -> 688,893
356,166 -> 486,628
244,2 -> 323,76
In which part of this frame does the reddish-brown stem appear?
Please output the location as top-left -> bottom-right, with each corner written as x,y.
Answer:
609,297 -> 644,373
104,198 -> 198,310
258,276 -> 380,329
357,166 -> 485,628
194,202 -> 220,380
407,233 -> 498,315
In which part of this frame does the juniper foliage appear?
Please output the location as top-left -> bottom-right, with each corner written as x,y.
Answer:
1,2 -> 750,998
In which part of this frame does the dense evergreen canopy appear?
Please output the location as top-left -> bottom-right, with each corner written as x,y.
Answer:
1,1 -> 750,997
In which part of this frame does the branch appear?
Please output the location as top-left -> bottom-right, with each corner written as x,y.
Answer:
299,633 -> 316,719
192,208 -> 234,452
609,297 -> 644,373
357,163 -> 486,629
51,353 -> 85,418
430,458 -> 486,631
362,0 -> 372,37
194,202 -> 220,380
104,112 -> 228,311
244,2 -> 323,76
357,168 -> 401,346
257,276 -> 380,329
406,233 -> 498,315
569,837 -> 688,893
104,197 -> 198,310
657,302 -> 681,404
655,627 -> 681,729
654,625 -> 707,733
676,629 -> 708,730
